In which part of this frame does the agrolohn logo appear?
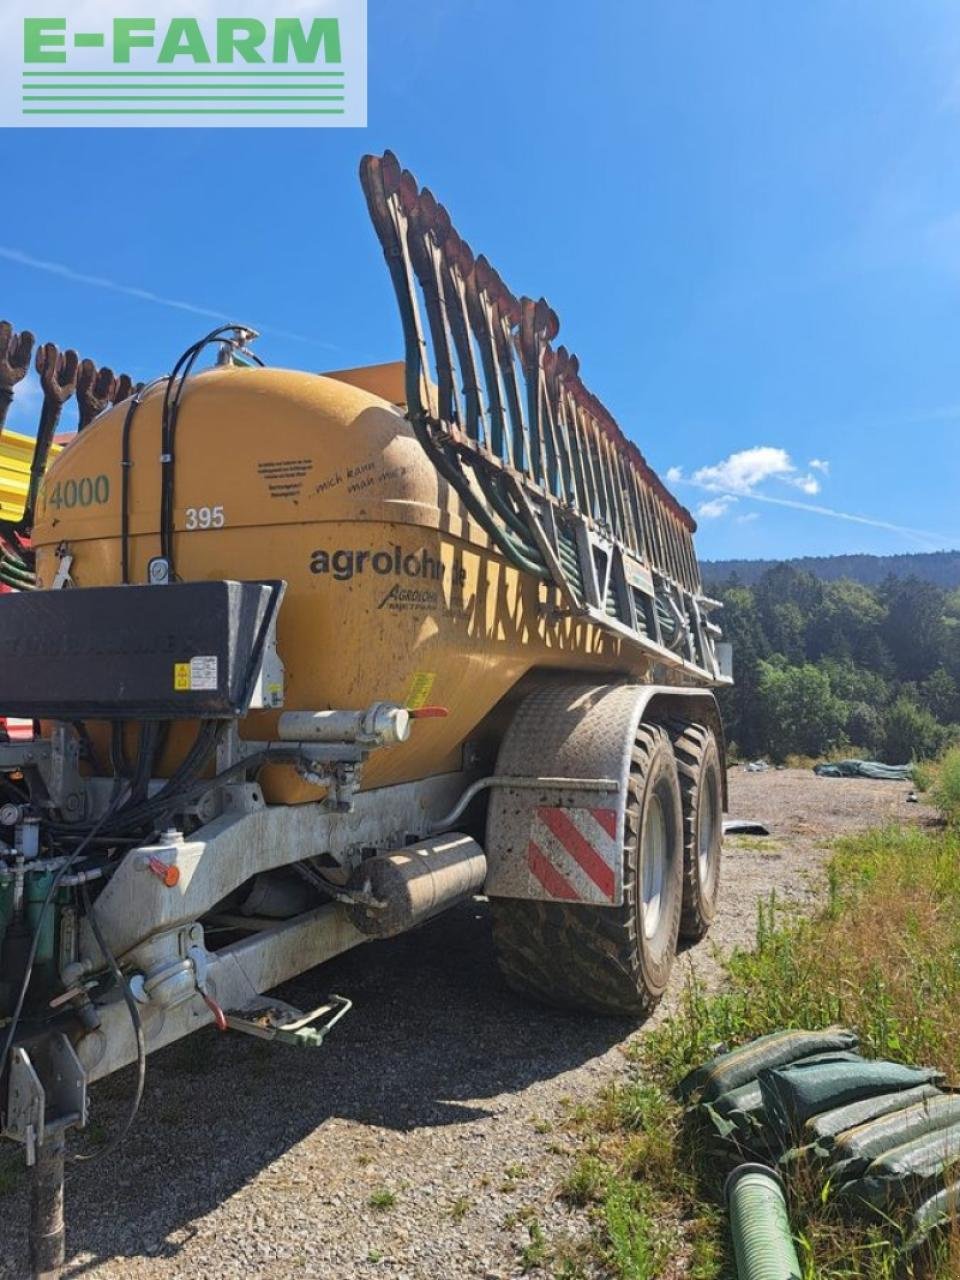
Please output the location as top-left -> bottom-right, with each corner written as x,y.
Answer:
1,1 -> 366,128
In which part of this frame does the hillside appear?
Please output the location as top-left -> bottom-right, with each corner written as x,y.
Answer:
702,549 -> 960,589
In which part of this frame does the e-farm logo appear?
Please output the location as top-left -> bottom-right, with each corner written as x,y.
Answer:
2,2 -> 366,127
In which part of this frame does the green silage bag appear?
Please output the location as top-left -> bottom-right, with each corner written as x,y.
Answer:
903,1180 -> 960,1260
704,1080 -> 768,1145
803,1084 -> 943,1156
758,1057 -> 943,1145
840,1120 -> 960,1213
679,1026 -> 859,1104
829,1094 -> 960,1183
706,1052 -> 862,1150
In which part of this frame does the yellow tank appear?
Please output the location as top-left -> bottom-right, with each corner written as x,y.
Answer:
31,362 -> 650,803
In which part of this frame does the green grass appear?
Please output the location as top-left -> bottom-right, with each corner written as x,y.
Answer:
447,1194 -> 471,1221
367,1187 -> 397,1211
932,746 -> 960,827
555,826 -> 960,1278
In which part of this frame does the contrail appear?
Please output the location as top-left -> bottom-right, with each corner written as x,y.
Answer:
0,245 -> 342,351
692,484 -> 954,549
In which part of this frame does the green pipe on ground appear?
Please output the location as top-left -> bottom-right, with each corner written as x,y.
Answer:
725,1164 -> 802,1280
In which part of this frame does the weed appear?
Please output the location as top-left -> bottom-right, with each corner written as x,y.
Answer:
603,1181 -> 665,1280
368,1187 -> 396,1211
504,1204 -> 537,1229
558,1154 -> 608,1206
911,759 -> 935,793
447,1195 -> 471,1221
554,826 -> 960,1279
726,835 -> 782,854
518,1219 -> 548,1272
932,746 -> 960,826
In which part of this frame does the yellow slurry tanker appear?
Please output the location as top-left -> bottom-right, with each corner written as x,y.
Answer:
0,151 -> 730,1275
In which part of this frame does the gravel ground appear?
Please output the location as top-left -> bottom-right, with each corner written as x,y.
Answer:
0,769 -> 933,1279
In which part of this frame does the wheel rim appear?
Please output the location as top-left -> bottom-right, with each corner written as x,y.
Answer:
698,772 -> 718,886
642,793 -> 667,939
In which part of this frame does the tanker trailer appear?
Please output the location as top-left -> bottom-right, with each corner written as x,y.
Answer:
0,150 -> 731,1275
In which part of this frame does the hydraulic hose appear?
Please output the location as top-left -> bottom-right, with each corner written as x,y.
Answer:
724,1164 -> 802,1280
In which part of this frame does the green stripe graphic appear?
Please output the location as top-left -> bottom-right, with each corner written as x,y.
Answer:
22,108 -> 347,114
22,70 -> 345,77
23,95 -> 345,102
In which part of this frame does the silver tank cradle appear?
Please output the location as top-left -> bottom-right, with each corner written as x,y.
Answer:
76,901 -> 368,1083
81,770 -> 472,961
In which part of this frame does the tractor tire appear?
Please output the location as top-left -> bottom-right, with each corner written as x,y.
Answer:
665,720 -> 723,941
490,721 -> 684,1018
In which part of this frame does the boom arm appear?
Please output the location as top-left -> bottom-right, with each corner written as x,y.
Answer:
359,151 -> 727,683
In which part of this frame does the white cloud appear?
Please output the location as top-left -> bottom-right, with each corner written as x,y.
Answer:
665,465 -> 684,484
692,445 -> 825,499
672,443 -> 953,546
736,512 -> 760,524
692,446 -> 795,494
697,495 -> 738,520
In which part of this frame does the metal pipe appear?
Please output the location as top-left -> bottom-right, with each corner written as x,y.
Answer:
724,1164 -> 802,1280
277,703 -> 410,746
428,775 -> 619,832
29,1130 -> 65,1280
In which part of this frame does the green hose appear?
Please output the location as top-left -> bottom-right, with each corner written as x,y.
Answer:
725,1164 -> 802,1280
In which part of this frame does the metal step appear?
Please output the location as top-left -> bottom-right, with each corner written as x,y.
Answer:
224,994 -> 352,1048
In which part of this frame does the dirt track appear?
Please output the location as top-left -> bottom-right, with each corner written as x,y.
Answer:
0,769 -> 931,1278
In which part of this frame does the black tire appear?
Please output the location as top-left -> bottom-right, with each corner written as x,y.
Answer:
489,721 -> 684,1018
666,720 -> 723,941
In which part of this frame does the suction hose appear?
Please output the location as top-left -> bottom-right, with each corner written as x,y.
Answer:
724,1164 -> 802,1280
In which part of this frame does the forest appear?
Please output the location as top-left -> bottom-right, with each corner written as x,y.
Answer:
712,564 -> 960,763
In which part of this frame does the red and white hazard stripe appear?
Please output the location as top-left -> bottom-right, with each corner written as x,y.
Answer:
526,806 -> 620,904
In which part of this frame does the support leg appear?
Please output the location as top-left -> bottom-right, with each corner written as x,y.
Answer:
28,1131 -> 65,1280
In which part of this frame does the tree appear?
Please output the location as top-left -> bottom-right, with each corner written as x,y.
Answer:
755,659 -> 847,761
845,702 -> 884,756
806,578 -> 886,665
754,564 -> 823,664
920,667 -> 960,724
879,577 -> 948,683
714,582 -> 770,757
883,696 -> 945,762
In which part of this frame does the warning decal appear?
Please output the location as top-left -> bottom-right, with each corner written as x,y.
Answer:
405,671 -> 436,710
174,656 -> 219,692
526,806 -> 620,903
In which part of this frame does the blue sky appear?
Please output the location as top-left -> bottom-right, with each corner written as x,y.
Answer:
2,0 -> 958,560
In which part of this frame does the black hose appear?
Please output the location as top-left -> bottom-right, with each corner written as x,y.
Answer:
159,325 -> 256,576
119,395 -> 142,586
0,800 -> 119,1083
69,883 -> 145,1165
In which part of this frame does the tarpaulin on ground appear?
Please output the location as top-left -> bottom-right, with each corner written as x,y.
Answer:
813,759 -> 913,781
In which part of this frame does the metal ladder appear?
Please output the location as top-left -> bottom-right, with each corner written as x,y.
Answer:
359,151 -> 727,683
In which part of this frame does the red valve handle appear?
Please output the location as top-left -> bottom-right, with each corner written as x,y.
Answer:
202,992 -> 228,1032
408,706 -> 449,719
147,856 -> 180,888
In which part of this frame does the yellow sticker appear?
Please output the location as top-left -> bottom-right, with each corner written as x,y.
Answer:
406,671 -> 436,710
174,663 -> 191,692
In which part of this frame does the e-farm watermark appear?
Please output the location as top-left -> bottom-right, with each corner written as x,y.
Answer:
0,2 -> 366,127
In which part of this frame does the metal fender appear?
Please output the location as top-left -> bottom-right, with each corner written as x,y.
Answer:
484,682 -> 723,906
